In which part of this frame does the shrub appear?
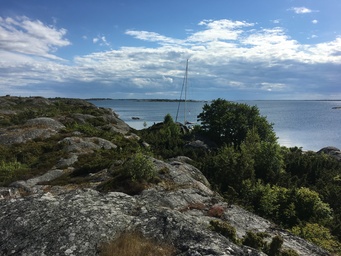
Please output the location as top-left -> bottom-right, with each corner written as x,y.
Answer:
99,231 -> 176,256
280,248 -> 299,256
123,152 -> 156,182
208,204 -> 225,218
210,220 -> 238,244
0,160 -> 28,185
290,223 -> 341,255
267,235 -> 283,256
242,231 -> 268,251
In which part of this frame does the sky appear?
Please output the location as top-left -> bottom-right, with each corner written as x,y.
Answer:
0,0 -> 341,100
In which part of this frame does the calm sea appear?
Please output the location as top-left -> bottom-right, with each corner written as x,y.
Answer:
89,99 -> 341,152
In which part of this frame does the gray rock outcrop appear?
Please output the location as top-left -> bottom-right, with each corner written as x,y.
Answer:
0,97 -> 332,256
318,146 -> 341,162
0,117 -> 65,145
0,157 -> 330,256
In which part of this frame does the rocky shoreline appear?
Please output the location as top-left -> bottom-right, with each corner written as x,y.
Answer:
0,96 -> 334,255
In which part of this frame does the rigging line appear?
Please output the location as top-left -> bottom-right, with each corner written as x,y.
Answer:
184,59 -> 189,124
175,59 -> 189,123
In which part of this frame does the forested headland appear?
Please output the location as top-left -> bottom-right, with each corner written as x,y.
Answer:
139,98 -> 341,255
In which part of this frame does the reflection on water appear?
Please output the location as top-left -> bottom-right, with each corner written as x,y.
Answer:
90,100 -> 341,152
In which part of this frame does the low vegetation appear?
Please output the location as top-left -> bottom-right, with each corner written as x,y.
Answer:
138,98 -> 341,255
209,220 -> 238,244
1,96 -> 341,255
99,231 -> 176,256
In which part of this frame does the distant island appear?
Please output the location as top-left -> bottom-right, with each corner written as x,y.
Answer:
136,99 -> 206,102
85,98 -> 113,101
86,98 -> 208,102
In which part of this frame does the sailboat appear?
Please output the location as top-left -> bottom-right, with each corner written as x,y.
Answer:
175,59 -> 192,126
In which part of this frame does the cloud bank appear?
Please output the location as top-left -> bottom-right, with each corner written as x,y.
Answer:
0,16 -> 340,99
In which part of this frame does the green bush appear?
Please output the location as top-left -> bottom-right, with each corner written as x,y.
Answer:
242,231 -> 268,251
267,235 -> 283,256
0,160 -> 28,185
280,248 -> 299,256
123,152 -> 156,182
290,223 -> 341,255
210,220 -> 238,244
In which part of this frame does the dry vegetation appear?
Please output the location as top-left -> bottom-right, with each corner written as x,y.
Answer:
99,232 -> 176,256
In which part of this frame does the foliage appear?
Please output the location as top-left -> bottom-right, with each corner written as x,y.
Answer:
138,114 -> 187,159
2,97 -> 341,254
71,150 -> 117,177
201,129 -> 283,198
267,235 -> 283,256
241,232 -> 295,256
0,160 -> 28,185
210,220 -> 238,244
0,136 -> 67,185
197,98 -> 276,148
242,231 -> 268,251
291,223 -> 341,255
193,100 -> 340,254
99,231 -> 176,256
123,152 -> 156,182
281,147 -> 341,240
240,180 -> 332,228
295,187 -> 332,224
97,151 -> 157,195
280,249 -> 299,256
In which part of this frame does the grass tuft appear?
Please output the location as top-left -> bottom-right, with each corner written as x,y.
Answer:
99,231 -> 176,256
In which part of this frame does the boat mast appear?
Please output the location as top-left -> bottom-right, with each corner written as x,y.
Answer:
184,59 -> 189,125
175,59 -> 189,125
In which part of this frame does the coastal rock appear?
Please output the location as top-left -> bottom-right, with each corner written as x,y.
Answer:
0,97 -> 333,256
24,117 -> 65,130
0,128 -> 56,145
185,140 -> 210,150
0,156 -> 331,256
0,117 -> 65,145
0,190 -> 136,256
9,169 -> 65,192
59,136 -> 117,154
318,146 -> 341,162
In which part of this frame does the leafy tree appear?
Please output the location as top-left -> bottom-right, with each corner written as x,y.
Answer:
294,187 -> 332,225
291,223 -> 341,254
201,141 -> 257,195
138,114 -> 183,158
197,98 -> 276,148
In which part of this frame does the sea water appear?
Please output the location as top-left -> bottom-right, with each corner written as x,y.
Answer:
89,99 -> 341,151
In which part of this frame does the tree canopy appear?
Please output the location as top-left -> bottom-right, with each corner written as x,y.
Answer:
197,98 -> 276,148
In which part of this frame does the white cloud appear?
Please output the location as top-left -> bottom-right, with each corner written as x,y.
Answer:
0,17 -> 340,100
0,16 -> 70,60
290,7 -> 313,14
125,30 -> 183,45
92,35 -> 111,47
259,82 -> 286,91
188,19 -> 254,42
312,20 -> 318,24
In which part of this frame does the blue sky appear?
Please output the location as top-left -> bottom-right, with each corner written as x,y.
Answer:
0,0 -> 341,100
